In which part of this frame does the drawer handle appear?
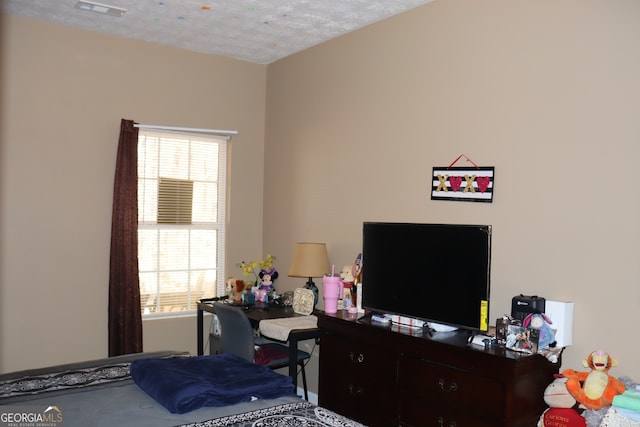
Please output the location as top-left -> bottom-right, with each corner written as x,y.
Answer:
348,351 -> 364,363
437,417 -> 457,427
438,378 -> 458,392
348,384 -> 364,396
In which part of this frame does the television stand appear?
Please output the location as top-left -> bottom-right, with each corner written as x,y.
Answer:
318,310 -> 559,427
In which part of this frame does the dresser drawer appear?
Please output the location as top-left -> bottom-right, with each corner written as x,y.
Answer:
398,356 -> 505,419
319,329 -> 399,425
321,367 -> 398,425
400,396 -> 499,427
320,331 -> 397,384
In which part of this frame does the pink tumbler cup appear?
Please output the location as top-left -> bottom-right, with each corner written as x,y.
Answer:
323,275 -> 342,314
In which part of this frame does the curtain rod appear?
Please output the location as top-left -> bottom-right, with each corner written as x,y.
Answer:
134,124 -> 238,137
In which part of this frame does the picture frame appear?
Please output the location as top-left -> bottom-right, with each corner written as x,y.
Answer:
292,287 -> 315,316
431,166 -> 495,203
506,324 -> 539,354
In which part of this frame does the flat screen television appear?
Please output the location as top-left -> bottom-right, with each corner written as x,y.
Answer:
361,222 -> 492,332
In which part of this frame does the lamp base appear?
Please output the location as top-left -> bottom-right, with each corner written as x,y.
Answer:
304,278 -> 318,307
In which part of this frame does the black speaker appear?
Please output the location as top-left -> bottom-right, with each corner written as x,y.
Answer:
511,294 -> 545,322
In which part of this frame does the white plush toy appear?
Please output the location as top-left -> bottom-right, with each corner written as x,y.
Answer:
339,265 -> 355,307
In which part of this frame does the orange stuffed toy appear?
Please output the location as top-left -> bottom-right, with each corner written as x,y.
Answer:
561,349 -> 626,411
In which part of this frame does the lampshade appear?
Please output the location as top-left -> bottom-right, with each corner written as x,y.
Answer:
288,242 -> 330,278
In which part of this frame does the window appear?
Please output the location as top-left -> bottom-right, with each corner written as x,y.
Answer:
137,130 -> 227,316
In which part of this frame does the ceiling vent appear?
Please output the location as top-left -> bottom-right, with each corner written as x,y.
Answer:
74,1 -> 126,17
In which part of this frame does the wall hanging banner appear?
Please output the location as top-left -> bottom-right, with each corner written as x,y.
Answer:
431,166 -> 495,203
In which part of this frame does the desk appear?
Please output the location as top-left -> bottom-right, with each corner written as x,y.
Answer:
196,301 -> 320,389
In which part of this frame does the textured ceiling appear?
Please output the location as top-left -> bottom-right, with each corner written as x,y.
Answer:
2,0 -> 434,64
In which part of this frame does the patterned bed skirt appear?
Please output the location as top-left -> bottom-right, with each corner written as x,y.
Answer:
176,401 -> 365,427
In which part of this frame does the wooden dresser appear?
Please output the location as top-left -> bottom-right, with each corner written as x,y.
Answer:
317,311 -> 559,427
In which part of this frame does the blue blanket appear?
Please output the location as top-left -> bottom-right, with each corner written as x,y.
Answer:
130,353 -> 297,414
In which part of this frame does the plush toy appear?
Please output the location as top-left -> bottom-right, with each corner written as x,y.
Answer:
562,349 -> 626,411
258,268 -> 278,293
225,277 -> 245,303
538,375 -> 586,427
339,265 -> 355,307
524,312 -> 556,350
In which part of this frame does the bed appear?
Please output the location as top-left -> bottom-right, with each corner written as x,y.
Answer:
0,350 -> 363,427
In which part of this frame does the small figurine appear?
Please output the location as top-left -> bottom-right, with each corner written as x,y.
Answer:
350,253 -> 363,307
351,253 -> 363,285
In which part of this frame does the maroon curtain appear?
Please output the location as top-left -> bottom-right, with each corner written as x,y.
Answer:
108,119 -> 143,356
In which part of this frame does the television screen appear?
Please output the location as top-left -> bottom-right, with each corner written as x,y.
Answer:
361,222 -> 492,332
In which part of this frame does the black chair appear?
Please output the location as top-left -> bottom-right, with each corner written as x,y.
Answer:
211,302 -> 310,400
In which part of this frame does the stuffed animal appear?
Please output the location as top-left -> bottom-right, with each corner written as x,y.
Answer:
339,265 -> 355,307
258,268 -> 278,293
562,349 -> 626,411
225,277 -> 245,303
524,312 -> 556,350
538,375 -> 586,427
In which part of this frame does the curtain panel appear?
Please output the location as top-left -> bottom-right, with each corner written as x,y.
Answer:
108,118 -> 143,356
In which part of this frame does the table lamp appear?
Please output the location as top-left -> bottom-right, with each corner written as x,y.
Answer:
288,242 -> 330,306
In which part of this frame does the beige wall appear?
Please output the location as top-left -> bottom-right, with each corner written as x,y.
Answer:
0,15 -> 267,372
2,0 -> 640,394
265,0 -> 640,382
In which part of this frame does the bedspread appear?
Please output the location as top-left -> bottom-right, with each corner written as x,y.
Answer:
0,351 -> 362,427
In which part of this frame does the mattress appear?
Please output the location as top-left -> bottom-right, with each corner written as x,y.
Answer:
0,351 -> 363,427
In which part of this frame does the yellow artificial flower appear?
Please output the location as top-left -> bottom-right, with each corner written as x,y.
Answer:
237,255 -> 277,287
